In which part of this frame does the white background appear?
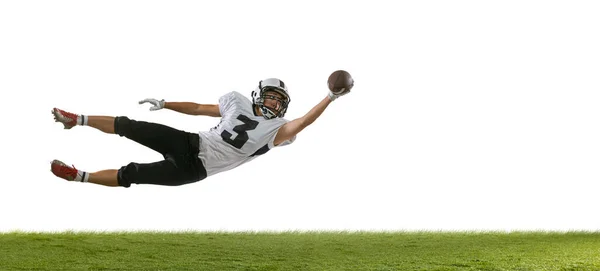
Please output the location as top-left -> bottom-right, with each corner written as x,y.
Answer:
1,1 -> 599,232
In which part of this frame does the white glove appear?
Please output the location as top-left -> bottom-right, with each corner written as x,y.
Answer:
328,89 -> 349,102
139,98 -> 165,111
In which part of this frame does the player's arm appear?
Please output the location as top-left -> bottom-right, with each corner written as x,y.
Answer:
139,98 -> 221,117
274,77 -> 352,146
274,96 -> 332,146
165,102 -> 221,117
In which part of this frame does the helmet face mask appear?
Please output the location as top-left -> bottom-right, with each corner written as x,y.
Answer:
252,78 -> 291,119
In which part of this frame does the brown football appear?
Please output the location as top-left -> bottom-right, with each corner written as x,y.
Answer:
327,70 -> 354,94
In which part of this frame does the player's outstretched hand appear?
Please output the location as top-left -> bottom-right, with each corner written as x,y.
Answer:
327,70 -> 354,102
139,98 -> 165,111
328,90 -> 349,102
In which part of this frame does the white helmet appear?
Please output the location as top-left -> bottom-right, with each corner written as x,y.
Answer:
251,78 -> 291,119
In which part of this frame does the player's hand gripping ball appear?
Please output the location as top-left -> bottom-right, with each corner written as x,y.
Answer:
327,70 -> 354,101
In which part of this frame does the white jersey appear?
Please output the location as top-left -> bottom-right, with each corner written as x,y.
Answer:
197,91 -> 296,177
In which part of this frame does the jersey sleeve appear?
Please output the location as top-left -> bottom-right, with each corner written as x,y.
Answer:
277,135 -> 296,147
218,91 -> 238,118
270,119 -> 297,148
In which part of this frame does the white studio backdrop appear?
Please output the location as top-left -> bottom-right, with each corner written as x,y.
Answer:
0,0 -> 599,232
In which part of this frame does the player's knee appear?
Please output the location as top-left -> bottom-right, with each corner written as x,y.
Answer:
114,116 -> 135,138
116,163 -> 137,188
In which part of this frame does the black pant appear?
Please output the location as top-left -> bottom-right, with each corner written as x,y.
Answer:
114,116 -> 207,188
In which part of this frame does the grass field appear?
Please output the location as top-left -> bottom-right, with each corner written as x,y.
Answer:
1,231 -> 599,270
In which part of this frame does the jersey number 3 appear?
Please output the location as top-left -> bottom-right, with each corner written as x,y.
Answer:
221,114 -> 259,149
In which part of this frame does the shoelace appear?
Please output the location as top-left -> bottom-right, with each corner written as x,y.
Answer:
56,163 -> 78,177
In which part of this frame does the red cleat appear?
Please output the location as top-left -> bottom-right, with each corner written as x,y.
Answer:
52,108 -> 79,129
50,159 -> 80,181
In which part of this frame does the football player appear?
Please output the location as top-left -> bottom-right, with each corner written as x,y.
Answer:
50,78 -> 349,187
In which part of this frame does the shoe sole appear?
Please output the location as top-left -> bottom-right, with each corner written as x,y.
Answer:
52,108 -> 75,129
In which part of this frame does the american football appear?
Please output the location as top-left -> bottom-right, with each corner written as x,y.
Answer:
327,70 -> 354,94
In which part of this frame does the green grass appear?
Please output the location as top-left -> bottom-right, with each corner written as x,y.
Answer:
1,231 -> 600,270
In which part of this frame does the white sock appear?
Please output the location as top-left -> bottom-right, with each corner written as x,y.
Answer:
78,115 -> 88,126
74,170 -> 90,183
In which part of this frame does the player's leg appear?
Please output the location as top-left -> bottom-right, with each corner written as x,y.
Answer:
87,116 -> 115,134
89,169 -> 119,186
50,160 -> 119,187
50,158 -> 201,187
112,131 -> 208,187
116,159 -> 187,187
113,116 -> 190,155
50,133 -> 207,187
52,107 -> 186,155
53,108 -> 115,134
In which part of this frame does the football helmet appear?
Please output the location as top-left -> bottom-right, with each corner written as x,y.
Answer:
251,78 -> 291,119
